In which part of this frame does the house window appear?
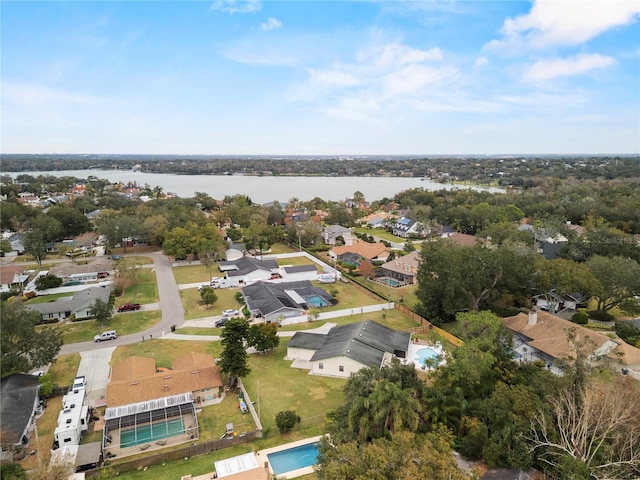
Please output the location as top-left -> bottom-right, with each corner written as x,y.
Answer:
339,365 -> 344,372
318,363 -> 323,370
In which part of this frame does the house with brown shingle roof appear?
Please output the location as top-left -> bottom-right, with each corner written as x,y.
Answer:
329,240 -> 390,267
49,258 -> 113,284
503,309 -> 640,375
107,352 -> 224,408
0,265 -> 29,292
379,251 -> 420,285
442,232 -> 483,247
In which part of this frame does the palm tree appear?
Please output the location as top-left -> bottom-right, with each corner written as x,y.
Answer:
370,380 -> 421,436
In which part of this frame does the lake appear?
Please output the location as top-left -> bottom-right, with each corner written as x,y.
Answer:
6,169 -> 502,204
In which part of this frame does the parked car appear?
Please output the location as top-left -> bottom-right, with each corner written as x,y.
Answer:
215,317 -> 229,328
117,303 -> 141,312
94,330 -> 117,342
222,309 -> 239,317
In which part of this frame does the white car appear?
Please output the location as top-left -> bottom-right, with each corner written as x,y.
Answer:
222,309 -> 239,317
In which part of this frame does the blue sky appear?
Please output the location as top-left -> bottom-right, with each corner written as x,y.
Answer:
2,1 -> 639,155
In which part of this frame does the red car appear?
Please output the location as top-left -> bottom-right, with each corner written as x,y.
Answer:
117,303 -> 141,312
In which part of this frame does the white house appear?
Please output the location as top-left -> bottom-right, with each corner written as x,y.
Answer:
286,321 -> 411,378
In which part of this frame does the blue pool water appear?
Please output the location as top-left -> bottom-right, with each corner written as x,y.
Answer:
377,277 -> 403,287
120,418 -> 184,448
267,442 -> 319,475
416,347 -> 441,365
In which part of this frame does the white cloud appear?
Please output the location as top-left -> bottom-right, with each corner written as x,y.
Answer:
261,17 -> 282,31
209,0 -> 261,14
290,41 -> 459,120
2,82 -> 106,107
493,0 -> 640,50
522,53 -> 616,81
474,56 -> 488,67
375,43 -> 443,67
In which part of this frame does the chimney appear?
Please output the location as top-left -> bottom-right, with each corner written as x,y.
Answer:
528,309 -> 537,326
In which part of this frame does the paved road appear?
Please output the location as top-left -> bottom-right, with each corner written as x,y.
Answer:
59,251 -> 184,355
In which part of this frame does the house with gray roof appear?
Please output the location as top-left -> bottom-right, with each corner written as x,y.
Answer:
286,321 -> 411,378
242,280 -> 334,323
392,217 -> 426,238
25,286 -> 112,322
321,225 -> 354,246
0,374 -> 41,461
218,257 -> 279,287
281,264 -> 319,282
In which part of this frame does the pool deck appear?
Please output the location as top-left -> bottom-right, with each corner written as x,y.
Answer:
258,435 -> 323,479
190,435 -> 323,480
405,340 -> 446,370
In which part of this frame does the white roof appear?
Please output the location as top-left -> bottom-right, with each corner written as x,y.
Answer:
214,452 -> 259,477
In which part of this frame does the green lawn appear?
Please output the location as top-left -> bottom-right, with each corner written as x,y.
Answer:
276,256 -> 320,269
117,269 -> 158,306
353,226 -> 405,243
45,310 -> 162,344
172,264 -> 219,285
173,327 -> 221,336
181,287 -> 245,320
110,338 -> 222,369
315,280 -> 383,311
26,292 -> 74,304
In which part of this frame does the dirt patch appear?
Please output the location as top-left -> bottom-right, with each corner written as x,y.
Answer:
309,387 -> 326,400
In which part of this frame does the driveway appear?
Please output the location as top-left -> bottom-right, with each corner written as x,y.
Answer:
76,346 -> 116,406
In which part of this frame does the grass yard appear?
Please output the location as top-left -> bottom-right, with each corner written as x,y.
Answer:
243,341 -> 346,433
25,292 -> 74,304
173,327 -> 221,336
172,264 -> 219,285
315,280 -> 383,311
353,226 -> 405,243
276,256 -> 320,269
267,243 -> 299,254
44,310 -> 162,344
363,279 -> 419,310
117,269 -> 158,306
181,287 -> 244,321
110,339 -> 222,369
114,444 -> 255,479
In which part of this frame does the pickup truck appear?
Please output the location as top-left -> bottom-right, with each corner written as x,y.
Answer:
117,303 -> 141,312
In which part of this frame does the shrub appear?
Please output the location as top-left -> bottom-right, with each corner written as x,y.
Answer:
235,291 -> 244,304
275,410 -> 300,433
571,311 -> 589,325
35,274 -> 62,290
588,310 -> 614,322
0,463 -> 27,480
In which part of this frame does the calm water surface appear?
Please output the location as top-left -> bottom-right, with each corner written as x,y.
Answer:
7,169 -> 501,204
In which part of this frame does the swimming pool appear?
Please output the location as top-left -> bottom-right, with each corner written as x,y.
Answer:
120,418 -> 184,448
416,347 -> 442,366
376,277 -> 404,287
267,442 -> 319,475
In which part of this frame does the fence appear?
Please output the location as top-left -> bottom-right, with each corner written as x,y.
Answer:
86,430 -> 262,478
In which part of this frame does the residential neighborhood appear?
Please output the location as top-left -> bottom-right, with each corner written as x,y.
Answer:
1,160 -> 640,480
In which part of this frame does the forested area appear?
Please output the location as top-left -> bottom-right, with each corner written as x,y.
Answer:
2,159 -> 640,477
316,311 -> 640,480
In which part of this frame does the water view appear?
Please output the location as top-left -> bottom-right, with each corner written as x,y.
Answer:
7,169 -> 501,204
